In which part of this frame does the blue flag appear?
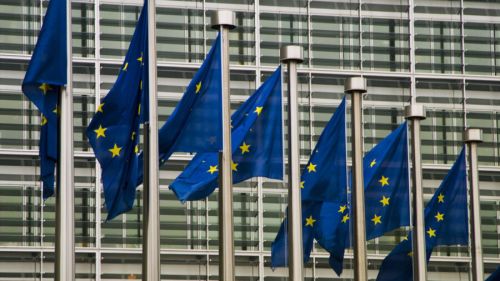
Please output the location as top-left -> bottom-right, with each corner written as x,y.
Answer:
376,147 -> 468,281
327,122 -> 410,275
159,34 -> 222,160
169,67 -> 283,201
271,98 -> 348,273
86,2 -> 148,221
364,122 -> 410,240
486,266 -> 500,281
22,0 -> 67,199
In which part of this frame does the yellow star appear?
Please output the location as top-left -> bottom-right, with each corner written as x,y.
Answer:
402,235 -> 409,241
52,106 -> 59,114
122,62 -> 128,71
134,145 -> 139,154
427,227 -> 436,238
438,193 -> 445,203
254,106 -> 263,116
338,205 -> 347,213
371,214 -> 382,225
39,83 -> 52,94
370,159 -> 377,168
407,251 -> 413,257
109,144 -> 122,158
131,131 -> 136,140
305,215 -> 316,227
435,212 -> 444,222
231,161 -> 238,171
379,175 -> 389,187
300,181 -> 305,189
41,114 -> 48,126
97,103 -> 104,113
341,214 -> 349,223
380,196 -> 390,207
137,55 -> 143,63
240,142 -> 250,154
94,125 -> 107,139
195,82 -> 202,94
140,80 -> 143,90
307,163 -> 317,173
138,104 -> 141,115
207,165 -> 218,174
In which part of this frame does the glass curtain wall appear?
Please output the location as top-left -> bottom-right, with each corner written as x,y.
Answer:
0,0 -> 499,280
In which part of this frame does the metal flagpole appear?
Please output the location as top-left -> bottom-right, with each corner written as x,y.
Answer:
404,104 -> 427,281
280,45 -> 304,281
55,0 -> 74,279
211,10 -> 236,281
143,0 -> 160,280
344,77 -> 367,281
464,128 -> 484,281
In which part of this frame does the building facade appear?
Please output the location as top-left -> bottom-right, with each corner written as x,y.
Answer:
0,0 -> 499,280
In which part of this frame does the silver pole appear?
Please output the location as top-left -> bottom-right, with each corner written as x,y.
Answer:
465,128 -> 484,281
143,0 -> 160,280
280,45 -> 304,281
211,10 -> 236,281
55,0 -> 74,279
344,77 -> 367,281
404,104 -> 427,281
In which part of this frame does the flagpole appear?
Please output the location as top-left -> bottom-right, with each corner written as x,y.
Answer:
404,104 -> 427,281
344,77 -> 367,281
143,0 -> 160,280
280,45 -> 304,281
55,0 -> 74,279
211,10 -> 236,281
464,128 -> 484,281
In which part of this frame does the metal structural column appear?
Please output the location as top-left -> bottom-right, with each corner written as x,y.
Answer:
211,10 -> 236,281
55,0 -> 74,279
281,45 -> 304,281
465,128 -> 484,281
143,0 -> 160,280
345,77 -> 367,281
405,104 -> 427,281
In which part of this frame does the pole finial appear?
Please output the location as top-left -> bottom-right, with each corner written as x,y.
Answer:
465,128 -> 483,143
211,10 -> 236,30
404,104 -> 426,120
280,45 -> 304,63
344,77 -> 367,94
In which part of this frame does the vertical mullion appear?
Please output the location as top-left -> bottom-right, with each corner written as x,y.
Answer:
94,0 -> 102,280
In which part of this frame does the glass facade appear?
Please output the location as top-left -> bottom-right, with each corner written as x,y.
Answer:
0,0 -> 499,280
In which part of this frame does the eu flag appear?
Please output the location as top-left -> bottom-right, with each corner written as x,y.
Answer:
376,147 -> 468,281
86,1 -> 148,221
328,121 -> 410,275
169,67 -> 283,201
364,122 -> 410,240
158,34 -> 222,160
271,98 -> 348,274
22,0 -> 67,199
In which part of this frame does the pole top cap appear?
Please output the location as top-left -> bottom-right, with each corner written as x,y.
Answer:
211,10 -> 236,30
280,45 -> 304,63
404,104 -> 426,120
344,77 -> 367,94
464,128 -> 483,143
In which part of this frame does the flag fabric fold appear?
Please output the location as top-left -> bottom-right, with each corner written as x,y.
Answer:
22,0 -> 67,199
86,1 -> 148,221
271,98 -> 348,275
376,147 -> 468,281
169,67 -> 283,202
